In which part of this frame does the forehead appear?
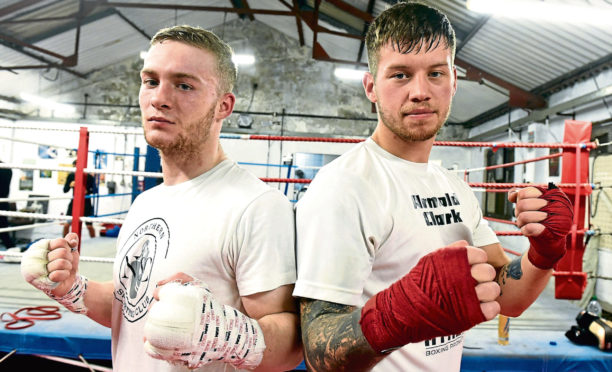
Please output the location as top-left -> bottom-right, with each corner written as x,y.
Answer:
377,40 -> 453,67
142,40 -> 218,79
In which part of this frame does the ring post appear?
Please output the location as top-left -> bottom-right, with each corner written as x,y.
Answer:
554,120 -> 591,299
72,127 -> 90,252
131,147 -> 140,203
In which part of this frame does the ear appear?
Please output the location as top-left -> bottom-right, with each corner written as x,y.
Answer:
363,72 -> 377,103
216,92 -> 236,120
451,66 -> 458,97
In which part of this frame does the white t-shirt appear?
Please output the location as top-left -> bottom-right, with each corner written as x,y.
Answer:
111,159 -> 296,372
293,138 -> 498,372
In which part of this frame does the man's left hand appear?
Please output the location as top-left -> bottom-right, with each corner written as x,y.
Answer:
508,184 -> 573,270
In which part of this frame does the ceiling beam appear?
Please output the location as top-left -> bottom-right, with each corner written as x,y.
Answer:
456,15 -> 489,54
101,2 -> 296,16
469,84 -> 612,140
0,38 -> 86,78
230,0 -> 255,21
312,0 -> 321,61
0,15 -> 75,24
356,0 -> 375,64
324,0 -> 373,22
114,9 -> 151,40
456,57 -> 547,110
292,0 -> 304,46
0,0 -> 39,19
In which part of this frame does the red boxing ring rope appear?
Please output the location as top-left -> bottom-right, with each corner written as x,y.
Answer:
70,121 -> 596,300
228,134 -> 598,151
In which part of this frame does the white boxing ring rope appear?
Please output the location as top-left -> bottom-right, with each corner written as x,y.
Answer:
0,211 -> 125,226
0,122 -> 144,135
0,163 -> 163,179
0,250 -> 114,264
0,196 -> 73,203
0,162 -> 153,242
0,222 -> 58,234
0,135 -> 76,151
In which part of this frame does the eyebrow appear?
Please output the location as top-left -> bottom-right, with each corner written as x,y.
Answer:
385,62 -> 451,70
140,69 -> 202,82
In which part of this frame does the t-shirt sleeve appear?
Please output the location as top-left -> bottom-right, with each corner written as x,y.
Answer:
234,189 -> 296,296
465,185 -> 499,247
293,169 -> 390,306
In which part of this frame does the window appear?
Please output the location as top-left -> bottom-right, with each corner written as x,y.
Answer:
483,148 -> 514,220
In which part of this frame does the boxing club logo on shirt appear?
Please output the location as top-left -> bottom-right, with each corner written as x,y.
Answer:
115,218 -> 170,322
412,193 -> 463,226
424,334 -> 463,356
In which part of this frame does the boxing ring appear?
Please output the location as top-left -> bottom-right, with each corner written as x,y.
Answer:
1,120 -> 611,371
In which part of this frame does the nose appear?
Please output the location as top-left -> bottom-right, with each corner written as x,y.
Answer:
149,81 -> 172,110
409,73 -> 431,102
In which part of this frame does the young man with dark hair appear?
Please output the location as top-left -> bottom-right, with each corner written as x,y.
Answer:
293,2 -> 573,371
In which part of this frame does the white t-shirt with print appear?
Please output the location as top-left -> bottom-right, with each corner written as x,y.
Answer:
111,159 -> 296,372
293,138 -> 498,372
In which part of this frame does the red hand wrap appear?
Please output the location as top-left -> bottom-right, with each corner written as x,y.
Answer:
359,246 -> 485,353
527,185 -> 573,270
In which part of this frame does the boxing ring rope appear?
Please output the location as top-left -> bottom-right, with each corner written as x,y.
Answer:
2,121 -> 597,300
0,122 -> 143,135
0,250 -> 114,264
0,210 -> 124,225
221,122 -> 597,300
0,222 -> 57,234
455,152 -> 563,179
2,120 -> 607,371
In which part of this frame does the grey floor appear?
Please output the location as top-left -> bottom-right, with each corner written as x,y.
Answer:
1,224 -> 116,309
0,225 -> 588,369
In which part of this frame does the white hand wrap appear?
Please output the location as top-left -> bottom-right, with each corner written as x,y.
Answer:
20,239 -> 58,291
144,281 -> 266,369
20,238 -> 89,314
46,274 -> 89,314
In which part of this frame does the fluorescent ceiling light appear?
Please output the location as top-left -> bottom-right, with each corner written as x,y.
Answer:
334,68 -> 366,81
20,92 -> 75,115
466,0 -> 612,26
232,54 -> 255,66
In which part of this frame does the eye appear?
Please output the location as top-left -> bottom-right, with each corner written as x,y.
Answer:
430,71 -> 444,78
177,83 -> 193,91
142,78 -> 158,87
392,73 -> 407,79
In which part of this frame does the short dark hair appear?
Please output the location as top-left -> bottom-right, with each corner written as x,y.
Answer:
365,1 -> 456,76
150,25 -> 237,94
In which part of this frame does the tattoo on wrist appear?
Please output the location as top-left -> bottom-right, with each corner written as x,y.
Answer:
507,255 -> 523,280
498,255 -> 523,297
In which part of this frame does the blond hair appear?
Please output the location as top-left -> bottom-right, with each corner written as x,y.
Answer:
151,25 -> 237,93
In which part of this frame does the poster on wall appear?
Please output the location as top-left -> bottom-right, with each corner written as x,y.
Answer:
40,170 -> 52,178
57,163 -> 73,185
19,170 -> 33,190
38,145 -> 58,159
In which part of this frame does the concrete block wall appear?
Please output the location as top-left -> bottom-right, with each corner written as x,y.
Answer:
590,154 -> 612,311
28,18 -> 468,141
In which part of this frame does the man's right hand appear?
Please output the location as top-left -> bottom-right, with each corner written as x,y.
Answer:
359,240 -> 500,353
21,233 -> 81,297
463,241 -> 502,320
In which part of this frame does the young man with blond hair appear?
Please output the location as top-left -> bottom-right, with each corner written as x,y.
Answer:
22,25 -> 302,372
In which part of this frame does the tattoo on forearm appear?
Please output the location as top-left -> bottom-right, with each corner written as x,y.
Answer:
507,256 -> 523,280
497,255 -> 524,297
299,298 -> 383,371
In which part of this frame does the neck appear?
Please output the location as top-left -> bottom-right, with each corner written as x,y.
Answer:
160,141 -> 226,185
371,123 -> 434,163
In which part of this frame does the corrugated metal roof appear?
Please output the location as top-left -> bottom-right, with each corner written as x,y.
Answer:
1,0 -> 611,126
458,15 -> 612,91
